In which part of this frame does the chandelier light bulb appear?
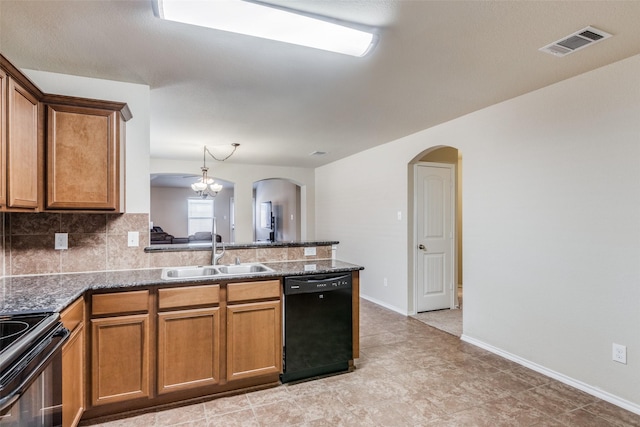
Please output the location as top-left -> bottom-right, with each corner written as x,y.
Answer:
191,181 -> 208,192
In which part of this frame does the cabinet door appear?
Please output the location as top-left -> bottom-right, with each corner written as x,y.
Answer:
157,307 -> 220,394
62,323 -> 84,427
47,104 -> 119,210
6,77 -> 38,209
226,300 -> 282,381
61,297 -> 85,427
91,314 -> 149,406
0,69 -> 6,207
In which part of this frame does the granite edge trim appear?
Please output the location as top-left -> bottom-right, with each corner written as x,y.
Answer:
144,241 -> 339,253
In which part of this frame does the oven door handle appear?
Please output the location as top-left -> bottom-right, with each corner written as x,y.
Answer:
0,325 -> 69,414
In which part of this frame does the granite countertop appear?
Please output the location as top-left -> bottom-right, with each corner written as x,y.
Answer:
0,259 -> 363,315
145,240 -> 339,252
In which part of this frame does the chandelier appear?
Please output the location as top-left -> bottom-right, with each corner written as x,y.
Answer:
191,143 -> 239,198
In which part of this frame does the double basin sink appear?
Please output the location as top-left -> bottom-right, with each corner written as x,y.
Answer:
161,263 -> 274,280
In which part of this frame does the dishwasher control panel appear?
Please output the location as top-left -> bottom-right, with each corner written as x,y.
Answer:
284,274 -> 352,295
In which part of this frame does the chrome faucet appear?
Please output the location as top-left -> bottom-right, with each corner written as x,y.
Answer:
211,217 -> 225,265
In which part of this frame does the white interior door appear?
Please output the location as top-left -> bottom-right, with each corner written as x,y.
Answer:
416,163 -> 454,312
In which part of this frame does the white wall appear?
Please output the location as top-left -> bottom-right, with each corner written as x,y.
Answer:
316,54 -> 640,410
151,159 -> 314,243
150,187 -> 193,237
24,69 -> 151,213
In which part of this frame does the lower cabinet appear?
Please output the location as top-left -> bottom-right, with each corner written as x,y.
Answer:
226,280 -> 282,381
157,284 -> 221,394
61,298 -> 85,427
226,300 -> 282,381
84,280 -> 281,420
62,326 -> 84,427
89,290 -> 150,407
90,314 -> 150,406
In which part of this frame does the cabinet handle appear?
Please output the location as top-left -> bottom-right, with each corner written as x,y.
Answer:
418,244 -> 426,250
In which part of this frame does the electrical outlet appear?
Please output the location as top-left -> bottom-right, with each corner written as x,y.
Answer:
54,233 -> 68,250
304,247 -> 316,256
128,231 -> 139,247
612,343 -> 627,364
384,277 -> 388,287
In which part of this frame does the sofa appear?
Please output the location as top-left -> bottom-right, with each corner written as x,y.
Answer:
150,226 -> 189,245
150,226 -> 174,244
151,227 -> 220,245
188,231 -> 222,243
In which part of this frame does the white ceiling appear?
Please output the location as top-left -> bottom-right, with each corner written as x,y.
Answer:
1,1 -> 640,168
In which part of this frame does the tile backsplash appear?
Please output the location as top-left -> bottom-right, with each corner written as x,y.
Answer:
1,212 -> 332,277
4,212 -> 150,276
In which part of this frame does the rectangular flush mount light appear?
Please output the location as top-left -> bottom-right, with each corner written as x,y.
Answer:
153,0 -> 376,57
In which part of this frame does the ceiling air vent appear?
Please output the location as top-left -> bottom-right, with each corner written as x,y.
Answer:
539,26 -> 612,57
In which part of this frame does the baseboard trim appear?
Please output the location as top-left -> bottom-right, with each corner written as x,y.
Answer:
460,334 -> 640,416
360,294 -> 408,316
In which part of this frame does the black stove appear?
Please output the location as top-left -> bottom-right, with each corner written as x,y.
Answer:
0,312 -> 68,426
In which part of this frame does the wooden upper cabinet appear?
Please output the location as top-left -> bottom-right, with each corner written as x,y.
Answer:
4,75 -> 39,210
0,53 -> 131,213
46,103 -> 125,211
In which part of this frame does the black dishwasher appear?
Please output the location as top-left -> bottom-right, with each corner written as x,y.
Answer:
281,273 -> 352,383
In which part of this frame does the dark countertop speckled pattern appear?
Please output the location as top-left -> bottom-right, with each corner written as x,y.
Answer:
145,240 -> 339,252
0,259 -> 363,315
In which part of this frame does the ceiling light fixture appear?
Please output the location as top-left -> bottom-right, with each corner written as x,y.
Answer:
153,0 -> 377,57
191,143 -> 240,198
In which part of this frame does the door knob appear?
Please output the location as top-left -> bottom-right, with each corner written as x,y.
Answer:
418,244 -> 426,250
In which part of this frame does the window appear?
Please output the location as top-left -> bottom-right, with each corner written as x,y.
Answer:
187,199 -> 214,235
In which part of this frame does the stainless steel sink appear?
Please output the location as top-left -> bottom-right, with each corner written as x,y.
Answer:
161,263 -> 273,280
217,263 -> 274,275
161,266 -> 220,280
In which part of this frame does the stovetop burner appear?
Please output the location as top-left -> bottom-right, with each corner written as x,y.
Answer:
0,313 -> 60,373
0,321 -> 30,342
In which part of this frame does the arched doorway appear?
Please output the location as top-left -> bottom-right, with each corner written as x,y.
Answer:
408,146 -> 462,314
252,178 -> 301,242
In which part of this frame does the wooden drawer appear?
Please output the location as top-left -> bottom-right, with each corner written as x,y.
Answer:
158,285 -> 220,310
227,280 -> 281,303
92,290 -> 149,316
61,297 -> 84,332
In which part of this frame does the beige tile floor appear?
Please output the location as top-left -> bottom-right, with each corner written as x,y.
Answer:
84,299 -> 640,427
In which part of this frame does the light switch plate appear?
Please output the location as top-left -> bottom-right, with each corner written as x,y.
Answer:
128,231 -> 139,247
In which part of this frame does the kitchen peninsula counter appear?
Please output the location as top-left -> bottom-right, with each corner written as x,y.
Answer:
145,240 -> 339,252
0,259 -> 363,314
